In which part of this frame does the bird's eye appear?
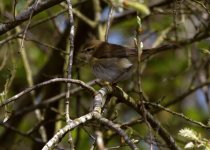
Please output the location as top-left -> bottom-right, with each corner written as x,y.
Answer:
85,48 -> 92,52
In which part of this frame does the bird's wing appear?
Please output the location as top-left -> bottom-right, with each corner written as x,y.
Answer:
93,41 -> 137,58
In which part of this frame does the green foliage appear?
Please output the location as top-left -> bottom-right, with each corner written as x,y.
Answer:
0,0 -> 210,149
123,0 -> 150,16
150,16 -> 173,31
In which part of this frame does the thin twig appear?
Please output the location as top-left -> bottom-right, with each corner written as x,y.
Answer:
17,1 -> 49,139
73,9 -> 97,28
144,101 -> 210,129
164,81 -> 210,108
9,79 -> 99,119
105,6 -> 114,42
0,1 -> 88,46
0,48 -> 8,71
17,25 -> 47,142
17,36 -> 67,55
65,0 -> 75,148
112,86 -> 181,150
135,14 -> 153,150
93,112 -> 139,150
191,0 -> 210,15
0,0 -> 64,35
13,0 -> 17,20
65,0 -> 75,122
93,0 -> 102,40
0,122 -> 44,143
0,78 -> 96,107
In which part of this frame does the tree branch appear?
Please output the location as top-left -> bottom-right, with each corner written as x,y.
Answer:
0,78 -> 96,108
0,0 -> 64,35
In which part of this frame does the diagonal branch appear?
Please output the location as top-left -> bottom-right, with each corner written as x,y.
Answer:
0,78 -> 96,108
110,86 -> 182,150
0,0 -> 64,35
42,112 -> 94,150
93,113 -> 139,150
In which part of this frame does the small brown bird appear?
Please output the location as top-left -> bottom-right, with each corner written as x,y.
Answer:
78,40 -> 168,83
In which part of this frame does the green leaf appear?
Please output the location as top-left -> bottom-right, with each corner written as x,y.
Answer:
123,0 -> 150,15
200,48 -> 210,55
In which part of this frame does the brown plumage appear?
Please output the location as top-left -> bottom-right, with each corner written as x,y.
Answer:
90,40 -> 136,58
79,40 -> 168,83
